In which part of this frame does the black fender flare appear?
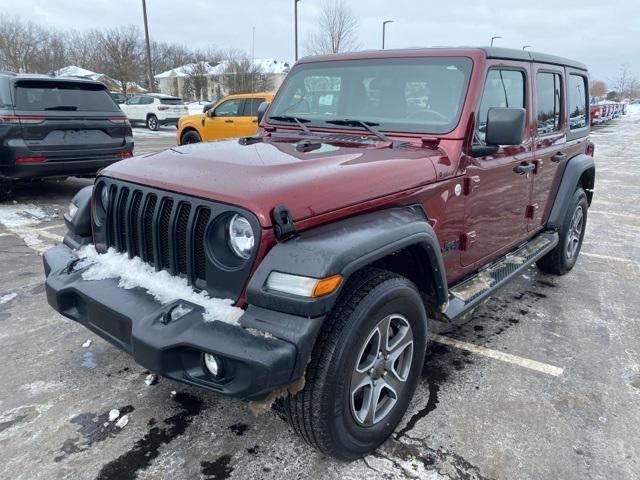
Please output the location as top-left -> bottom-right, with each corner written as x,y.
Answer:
246,205 -> 448,318
547,153 -> 595,230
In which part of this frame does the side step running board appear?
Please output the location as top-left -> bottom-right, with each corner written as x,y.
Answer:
442,232 -> 559,322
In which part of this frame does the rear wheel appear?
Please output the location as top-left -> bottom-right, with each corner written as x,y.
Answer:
181,130 -> 202,145
146,114 -> 159,131
284,268 -> 428,460
0,181 -> 12,201
537,187 -> 588,275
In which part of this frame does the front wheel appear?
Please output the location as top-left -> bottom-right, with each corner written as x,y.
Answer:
146,115 -> 159,131
284,268 -> 428,460
180,130 -> 202,145
537,187 -> 588,275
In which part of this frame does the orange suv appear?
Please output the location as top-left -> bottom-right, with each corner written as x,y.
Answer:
177,92 -> 274,145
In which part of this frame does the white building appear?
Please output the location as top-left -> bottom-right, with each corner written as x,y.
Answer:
154,59 -> 290,101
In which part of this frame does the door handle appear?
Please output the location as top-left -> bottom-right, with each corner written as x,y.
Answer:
551,152 -> 567,163
224,119 -> 234,124
515,162 -> 535,175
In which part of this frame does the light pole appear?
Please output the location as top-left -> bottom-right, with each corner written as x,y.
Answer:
141,0 -> 154,93
490,36 -> 501,46
382,20 -> 394,49
522,45 -> 532,50
294,0 -> 302,61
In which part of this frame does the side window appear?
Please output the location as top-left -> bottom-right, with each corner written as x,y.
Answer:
142,96 -> 154,105
568,74 -> 588,130
536,72 -> 562,135
477,69 -> 525,142
128,96 -> 141,105
214,99 -> 242,117
241,98 -> 266,116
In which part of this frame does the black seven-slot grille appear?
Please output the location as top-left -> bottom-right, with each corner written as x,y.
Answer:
93,177 -> 259,301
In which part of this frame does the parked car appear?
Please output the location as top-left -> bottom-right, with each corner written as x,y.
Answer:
177,92 -> 274,145
120,93 -> 188,130
0,72 -> 133,200
44,47 -> 595,459
109,92 -> 128,104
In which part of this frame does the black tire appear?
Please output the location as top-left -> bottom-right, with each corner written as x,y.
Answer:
537,187 -> 588,275
284,268 -> 428,460
146,114 -> 159,131
0,181 -> 12,201
181,130 -> 202,145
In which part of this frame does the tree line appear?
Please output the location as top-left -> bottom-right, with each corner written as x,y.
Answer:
0,14 -> 271,96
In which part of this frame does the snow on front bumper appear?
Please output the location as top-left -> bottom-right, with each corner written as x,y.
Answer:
42,243 -> 297,399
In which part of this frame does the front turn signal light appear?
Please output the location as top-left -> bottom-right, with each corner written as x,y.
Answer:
266,272 -> 342,298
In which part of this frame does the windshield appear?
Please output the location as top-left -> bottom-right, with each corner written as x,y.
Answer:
268,56 -> 472,135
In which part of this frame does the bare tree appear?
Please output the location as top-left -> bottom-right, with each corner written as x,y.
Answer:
98,26 -> 144,93
220,53 -> 270,95
186,62 -> 211,101
0,15 -> 48,73
306,0 -> 360,55
589,80 -> 607,98
611,64 -> 640,100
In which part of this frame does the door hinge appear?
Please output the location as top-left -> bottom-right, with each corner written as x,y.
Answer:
460,231 -> 477,251
463,176 -> 480,195
525,204 -> 539,219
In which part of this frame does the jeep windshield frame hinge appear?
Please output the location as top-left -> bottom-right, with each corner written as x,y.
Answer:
463,175 -> 480,195
272,204 -> 297,240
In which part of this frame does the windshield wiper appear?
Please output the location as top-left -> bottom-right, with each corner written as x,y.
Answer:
269,115 -> 312,135
44,105 -> 78,111
325,119 -> 391,143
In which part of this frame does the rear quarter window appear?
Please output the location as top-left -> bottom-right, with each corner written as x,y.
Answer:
568,74 -> 588,130
14,81 -> 119,112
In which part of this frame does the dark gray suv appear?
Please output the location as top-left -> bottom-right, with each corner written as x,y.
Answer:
0,73 -> 134,199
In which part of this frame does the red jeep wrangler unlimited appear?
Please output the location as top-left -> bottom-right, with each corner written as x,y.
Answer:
43,47 -> 595,459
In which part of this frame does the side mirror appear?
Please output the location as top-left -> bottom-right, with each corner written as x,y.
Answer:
485,107 -> 525,146
202,103 -> 213,114
257,101 -> 270,124
472,107 -> 525,157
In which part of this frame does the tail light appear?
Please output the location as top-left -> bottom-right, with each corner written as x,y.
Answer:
157,106 -> 169,111
586,143 -> 595,157
115,151 -> 133,159
0,115 -> 46,125
16,155 -> 46,163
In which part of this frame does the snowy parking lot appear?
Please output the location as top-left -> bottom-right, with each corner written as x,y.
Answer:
1,111 -> 639,479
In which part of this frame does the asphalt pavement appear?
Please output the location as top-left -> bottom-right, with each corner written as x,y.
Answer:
0,117 -> 638,480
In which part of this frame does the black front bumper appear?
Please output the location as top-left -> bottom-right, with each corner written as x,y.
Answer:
43,244 -> 323,400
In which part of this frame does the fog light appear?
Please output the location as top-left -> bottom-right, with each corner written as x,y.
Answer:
204,353 -> 221,378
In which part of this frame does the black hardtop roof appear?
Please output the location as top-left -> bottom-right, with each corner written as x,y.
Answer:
480,47 -> 588,71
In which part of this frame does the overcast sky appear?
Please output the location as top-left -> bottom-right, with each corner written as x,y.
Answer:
3,0 -> 639,81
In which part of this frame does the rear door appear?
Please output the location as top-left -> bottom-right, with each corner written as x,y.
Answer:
122,95 -> 142,121
202,97 -> 242,140
12,79 -> 128,158
235,97 -> 265,136
462,65 -> 534,267
529,65 -> 565,231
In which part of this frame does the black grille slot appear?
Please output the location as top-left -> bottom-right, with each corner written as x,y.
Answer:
193,208 -> 211,282
175,202 -> 192,274
142,194 -> 157,263
115,188 -> 129,252
158,198 -> 174,270
128,191 -> 143,258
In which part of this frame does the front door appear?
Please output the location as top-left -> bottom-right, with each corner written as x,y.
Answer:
203,98 -> 242,140
529,65 -> 565,231
462,65 -> 534,267
234,97 -> 265,136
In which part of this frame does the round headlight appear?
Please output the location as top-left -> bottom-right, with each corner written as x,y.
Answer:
100,184 -> 110,210
227,214 -> 254,259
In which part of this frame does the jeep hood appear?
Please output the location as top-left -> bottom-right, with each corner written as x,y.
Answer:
101,138 -> 441,227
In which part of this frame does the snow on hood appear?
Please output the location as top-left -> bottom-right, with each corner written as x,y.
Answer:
77,246 -> 243,325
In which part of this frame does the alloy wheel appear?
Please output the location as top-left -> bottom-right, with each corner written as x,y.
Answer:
566,205 -> 584,260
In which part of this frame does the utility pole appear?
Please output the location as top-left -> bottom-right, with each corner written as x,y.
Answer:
382,20 -> 393,49
490,36 -> 501,46
294,0 -> 301,61
141,0 -> 154,93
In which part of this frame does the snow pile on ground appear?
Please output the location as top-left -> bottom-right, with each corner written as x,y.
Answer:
0,293 -> 17,305
0,203 -> 51,252
77,245 -> 243,325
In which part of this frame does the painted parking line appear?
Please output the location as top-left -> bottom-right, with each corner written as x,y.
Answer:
581,252 -> 639,265
430,334 -> 564,377
28,223 -> 66,232
0,233 -> 13,238
37,231 -> 64,242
